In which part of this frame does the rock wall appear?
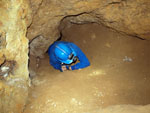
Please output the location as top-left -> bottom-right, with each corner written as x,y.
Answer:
28,0 -> 150,57
0,0 -> 31,112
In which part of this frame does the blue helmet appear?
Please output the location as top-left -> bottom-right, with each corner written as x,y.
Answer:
54,43 -> 76,64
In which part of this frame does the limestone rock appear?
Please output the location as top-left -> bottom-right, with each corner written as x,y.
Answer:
0,79 -> 28,113
0,0 -> 31,112
28,0 -> 150,57
30,35 -> 50,58
0,60 -> 16,78
0,53 -> 5,66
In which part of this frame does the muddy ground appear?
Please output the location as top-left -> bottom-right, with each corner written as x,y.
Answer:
24,23 -> 150,113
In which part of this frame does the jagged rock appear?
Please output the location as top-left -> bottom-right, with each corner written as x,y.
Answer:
28,0 -> 150,57
0,0 -> 30,112
30,35 -> 50,58
0,60 -> 16,78
0,53 -> 5,66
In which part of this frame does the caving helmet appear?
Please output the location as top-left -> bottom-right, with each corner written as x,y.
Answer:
54,43 -> 77,64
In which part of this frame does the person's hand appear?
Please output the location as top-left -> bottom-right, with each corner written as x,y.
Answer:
61,65 -> 67,72
69,66 -> 72,70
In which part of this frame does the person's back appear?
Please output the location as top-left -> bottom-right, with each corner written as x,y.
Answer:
48,41 -> 90,72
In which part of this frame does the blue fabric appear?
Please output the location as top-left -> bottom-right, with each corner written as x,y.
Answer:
48,41 -> 90,71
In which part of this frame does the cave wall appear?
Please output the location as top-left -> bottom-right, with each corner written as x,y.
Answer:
0,0 -> 31,112
28,0 -> 150,57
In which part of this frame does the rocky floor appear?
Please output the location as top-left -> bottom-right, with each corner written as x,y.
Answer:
24,23 -> 150,113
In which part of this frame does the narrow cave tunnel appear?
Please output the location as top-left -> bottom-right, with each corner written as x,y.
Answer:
1,0 -> 150,113
25,22 -> 150,113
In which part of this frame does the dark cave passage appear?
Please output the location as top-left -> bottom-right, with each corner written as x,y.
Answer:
25,23 -> 150,113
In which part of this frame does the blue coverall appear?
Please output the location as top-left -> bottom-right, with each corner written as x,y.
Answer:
48,41 -> 90,71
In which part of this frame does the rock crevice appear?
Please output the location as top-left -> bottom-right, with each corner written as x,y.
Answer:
28,0 -> 150,57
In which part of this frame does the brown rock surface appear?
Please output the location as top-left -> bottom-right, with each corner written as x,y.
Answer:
28,0 -> 150,57
0,0 -> 30,112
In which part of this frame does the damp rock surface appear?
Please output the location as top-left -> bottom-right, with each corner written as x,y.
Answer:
28,0 -> 150,57
0,0 -> 30,112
